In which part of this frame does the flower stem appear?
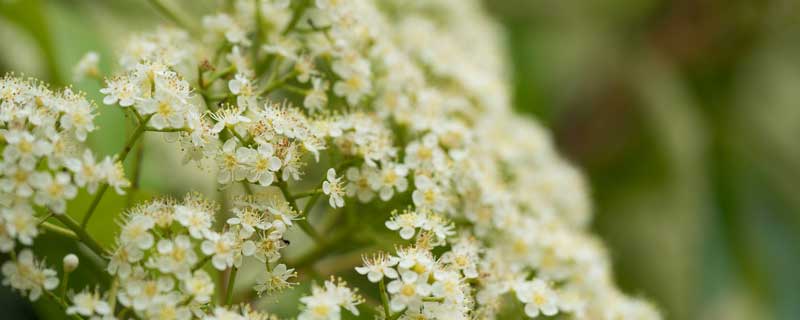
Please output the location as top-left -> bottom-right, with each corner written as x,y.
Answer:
283,0 -> 311,36
60,271 -> 70,302
81,114 -> 152,229
127,140 -> 145,207
146,0 -> 196,33
291,188 -> 322,200
225,267 -> 238,306
40,222 -> 77,240
192,255 -> 212,272
277,181 -> 323,243
378,279 -> 392,319
45,290 -> 84,320
54,213 -> 110,259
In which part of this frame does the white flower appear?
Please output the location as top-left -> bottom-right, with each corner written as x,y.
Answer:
31,171 -> 77,214
421,213 -> 455,245
120,215 -> 155,250
386,271 -> 430,312
73,51 -> 100,82
244,143 -> 282,186
355,253 -> 399,283
431,270 -> 466,304
333,71 -> 371,106
107,243 -> 143,279
395,246 -> 435,276
280,143 -> 304,181
215,139 -> 251,184
385,209 -> 425,240
298,279 -> 362,320
515,279 -> 559,318
201,231 -> 237,270
228,73 -> 257,110
64,150 -> 103,193
252,237 -> 287,264
2,204 -> 38,245
368,163 -> 408,201
411,175 -> 446,213
205,307 -> 247,320
3,130 -> 51,170
183,270 -> 214,303
99,156 -> 131,195
148,235 -> 197,277
303,78 -> 328,113
294,55 -> 317,83
0,166 -> 35,197
227,207 -> 271,238
59,96 -> 96,141
210,107 -> 251,134
174,204 -> 214,239
137,89 -> 188,129
404,134 -> 445,171
121,274 -> 174,311
345,165 -> 376,203
1,249 -> 59,301
322,168 -> 345,208
203,13 -> 249,45
67,288 -> 110,317
100,76 -> 137,107
440,236 -> 480,279
254,263 -> 297,295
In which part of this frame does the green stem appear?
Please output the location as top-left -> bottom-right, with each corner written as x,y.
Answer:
422,296 -> 445,303
256,69 -> 299,96
108,280 -> 119,312
241,182 -> 254,195
288,226 -> 350,269
81,114 -> 152,228
389,310 -> 406,320
282,0 -> 311,36
145,127 -> 187,132
253,0 -> 264,63
302,192 -> 321,213
117,307 -> 129,319
225,267 -> 238,306
37,212 -> 54,226
146,0 -> 196,33
127,140 -> 145,207
192,255 -> 212,272
60,271 -> 70,303
54,214 -> 109,259
277,181 -> 322,243
40,222 -> 77,240
379,279 -> 392,319
227,127 -> 250,146
45,290 -> 84,320
291,189 -> 322,200
204,65 -> 236,86
283,84 -> 309,95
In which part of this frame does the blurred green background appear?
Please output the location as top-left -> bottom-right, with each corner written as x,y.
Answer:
1,0 -> 799,319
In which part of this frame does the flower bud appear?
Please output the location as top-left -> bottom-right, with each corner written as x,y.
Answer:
63,254 -> 79,273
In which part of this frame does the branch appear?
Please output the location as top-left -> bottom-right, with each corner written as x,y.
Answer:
53,213 -> 109,259
81,114 -> 153,228
146,0 -> 197,33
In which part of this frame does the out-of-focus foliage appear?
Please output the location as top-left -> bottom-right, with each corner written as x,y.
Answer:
487,1 -> 800,320
0,0 -> 798,319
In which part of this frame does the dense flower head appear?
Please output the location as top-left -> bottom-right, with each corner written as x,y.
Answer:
0,0 -> 660,319
0,75 -> 129,255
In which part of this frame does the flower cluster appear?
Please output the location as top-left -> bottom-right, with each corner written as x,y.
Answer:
297,278 -> 363,320
0,0 -> 660,319
0,75 -> 128,303
105,192 -> 304,318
